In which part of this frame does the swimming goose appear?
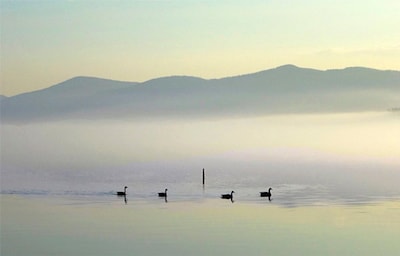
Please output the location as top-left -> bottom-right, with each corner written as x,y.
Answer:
158,188 -> 168,197
117,186 -> 128,196
260,187 -> 272,197
221,191 -> 235,199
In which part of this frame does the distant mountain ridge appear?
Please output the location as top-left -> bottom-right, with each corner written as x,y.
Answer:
1,65 -> 399,122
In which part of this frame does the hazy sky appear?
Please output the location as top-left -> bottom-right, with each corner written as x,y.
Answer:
1,0 -> 399,96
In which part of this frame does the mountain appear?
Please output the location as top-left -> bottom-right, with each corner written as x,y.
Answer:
1,77 -> 139,122
1,65 -> 399,122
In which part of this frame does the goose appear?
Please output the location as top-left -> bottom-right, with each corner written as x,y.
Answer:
260,187 -> 272,197
221,191 -> 234,199
158,188 -> 168,197
117,186 -> 128,196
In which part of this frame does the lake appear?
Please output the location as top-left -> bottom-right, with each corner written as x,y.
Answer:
2,194 -> 400,256
1,112 -> 400,255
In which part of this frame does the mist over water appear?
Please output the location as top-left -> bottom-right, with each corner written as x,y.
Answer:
2,111 -> 400,256
1,112 -> 399,206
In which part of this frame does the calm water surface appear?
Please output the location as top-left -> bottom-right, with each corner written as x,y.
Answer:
1,112 -> 400,255
1,194 -> 400,256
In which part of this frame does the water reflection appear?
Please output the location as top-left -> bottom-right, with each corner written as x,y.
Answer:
117,194 -> 127,204
262,195 -> 272,202
2,195 -> 400,256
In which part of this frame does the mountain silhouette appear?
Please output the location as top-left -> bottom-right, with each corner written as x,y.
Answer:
1,65 -> 399,122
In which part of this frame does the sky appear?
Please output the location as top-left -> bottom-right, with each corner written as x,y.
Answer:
1,0 -> 399,96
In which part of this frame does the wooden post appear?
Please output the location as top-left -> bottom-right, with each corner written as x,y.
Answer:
202,168 -> 205,185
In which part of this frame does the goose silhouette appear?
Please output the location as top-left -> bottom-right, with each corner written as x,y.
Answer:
260,188 -> 272,197
221,191 -> 234,199
158,188 -> 168,197
117,186 -> 128,196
